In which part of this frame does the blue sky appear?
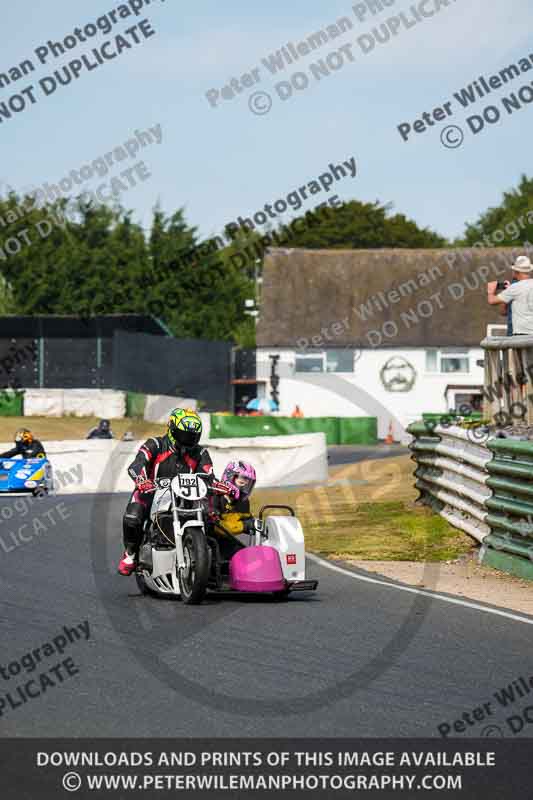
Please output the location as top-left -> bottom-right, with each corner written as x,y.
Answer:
1,0 -> 531,242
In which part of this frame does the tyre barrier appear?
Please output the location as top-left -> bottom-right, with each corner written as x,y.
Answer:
409,421 -> 533,581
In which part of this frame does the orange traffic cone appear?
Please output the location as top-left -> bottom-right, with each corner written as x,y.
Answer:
385,422 -> 394,445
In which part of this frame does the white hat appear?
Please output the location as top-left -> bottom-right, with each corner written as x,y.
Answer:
512,255 -> 533,272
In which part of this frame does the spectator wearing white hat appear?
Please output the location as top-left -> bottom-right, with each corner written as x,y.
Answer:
488,255 -> 533,335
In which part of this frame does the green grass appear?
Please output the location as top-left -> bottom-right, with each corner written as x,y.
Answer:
301,499 -> 474,562
253,456 -> 477,563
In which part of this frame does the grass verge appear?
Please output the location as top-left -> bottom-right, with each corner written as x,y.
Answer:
0,416 -> 163,442
253,455 -> 476,562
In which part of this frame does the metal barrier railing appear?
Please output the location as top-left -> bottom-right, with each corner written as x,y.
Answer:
409,419 -> 533,580
480,334 -> 533,424
406,334 -> 533,578
408,422 -> 491,543
483,437 -> 533,565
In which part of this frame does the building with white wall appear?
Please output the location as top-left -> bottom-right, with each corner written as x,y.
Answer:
256,246 -> 517,439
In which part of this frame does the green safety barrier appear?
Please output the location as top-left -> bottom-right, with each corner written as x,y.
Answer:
422,412 -> 483,425
338,417 -> 377,445
209,415 -> 378,446
480,547 -> 533,582
126,392 -> 146,417
0,390 -> 23,416
407,421 -> 444,512
409,418 -> 533,581
479,438 -> 533,581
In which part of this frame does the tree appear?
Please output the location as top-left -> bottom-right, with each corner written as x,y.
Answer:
461,174 -> 533,247
278,199 -> 447,249
0,273 -> 15,313
147,207 -> 256,341
0,194 -> 149,315
146,206 -> 201,334
216,228 -> 258,346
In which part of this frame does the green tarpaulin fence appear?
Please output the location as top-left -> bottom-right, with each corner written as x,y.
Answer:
209,415 -> 377,445
126,392 -> 147,417
0,391 -> 23,416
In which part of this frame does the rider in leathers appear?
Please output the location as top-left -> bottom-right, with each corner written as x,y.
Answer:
118,408 -> 215,576
0,429 -> 46,459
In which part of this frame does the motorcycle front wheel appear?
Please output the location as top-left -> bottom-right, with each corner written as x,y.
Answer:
178,529 -> 209,605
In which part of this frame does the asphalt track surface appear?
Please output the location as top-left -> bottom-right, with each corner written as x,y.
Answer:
1,488 -> 532,740
327,444 -> 408,466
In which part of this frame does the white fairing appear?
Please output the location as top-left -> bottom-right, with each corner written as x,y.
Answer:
151,485 -> 172,518
264,516 -> 306,581
141,549 -> 181,595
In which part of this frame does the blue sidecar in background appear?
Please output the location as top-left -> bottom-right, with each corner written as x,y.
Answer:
0,458 -> 54,495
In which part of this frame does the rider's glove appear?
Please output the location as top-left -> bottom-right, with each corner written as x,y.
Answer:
221,481 -> 240,500
211,479 -> 232,496
135,477 -> 156,494
228,484 -> 240,501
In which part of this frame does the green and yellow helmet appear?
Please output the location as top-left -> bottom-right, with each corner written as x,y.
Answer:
167,408 -> 202,451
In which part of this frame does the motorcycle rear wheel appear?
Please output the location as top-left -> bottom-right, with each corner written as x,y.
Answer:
179,529 -> 209,604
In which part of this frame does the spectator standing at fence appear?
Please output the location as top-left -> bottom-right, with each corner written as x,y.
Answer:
291,405 -> 304,418
487,256 -> 533,335
487,275 -> 516,334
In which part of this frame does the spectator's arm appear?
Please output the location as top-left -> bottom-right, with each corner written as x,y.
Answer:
487,281 -> 504,305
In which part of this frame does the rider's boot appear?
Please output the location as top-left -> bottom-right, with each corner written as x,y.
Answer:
119,502 -> 145,576
118,549 -> 136,576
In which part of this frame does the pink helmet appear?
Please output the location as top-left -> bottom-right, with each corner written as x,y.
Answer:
221,460 -> 256,500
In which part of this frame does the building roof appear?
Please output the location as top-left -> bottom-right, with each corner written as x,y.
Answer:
257,247 -> 518,348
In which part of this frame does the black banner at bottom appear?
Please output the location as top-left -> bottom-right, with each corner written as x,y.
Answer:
1,739 -> 531,799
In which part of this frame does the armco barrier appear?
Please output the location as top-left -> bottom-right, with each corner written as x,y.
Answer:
0,432 -> 327,494
422,412 -> 482,424
209,415 -> 377,445
408,422 -> 492,543
480,437 -> 533,580
410,421 -> 533,580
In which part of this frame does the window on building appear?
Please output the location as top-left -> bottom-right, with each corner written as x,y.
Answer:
452,392 -> 482,412
326,349 -> 354,372
426,349 -> 470,374
295,349 -> 355,373
294,353 -> 324,372
426,350 -> 438,372
441,350 -> 469,373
